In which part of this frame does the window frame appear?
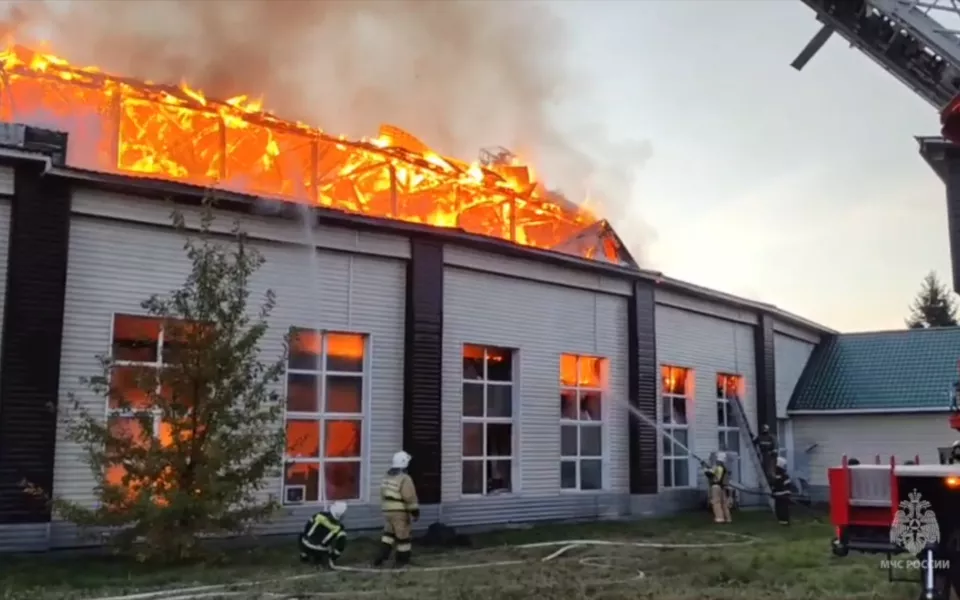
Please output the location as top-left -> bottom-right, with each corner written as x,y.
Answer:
460,343 -> 518,498
716,373 -> 743,482
559,353 -> 607,493
280,327 -> 372,507
104,312 -> 206,506
660,365 -> 694,490
105,313 -> 186,437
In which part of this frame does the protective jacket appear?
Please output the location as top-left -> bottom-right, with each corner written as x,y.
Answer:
380,468 -> 420,515
300,511 -> 346,557
754,433 -> 777,456
771,467 -> 792,497
704,464 -> 729,487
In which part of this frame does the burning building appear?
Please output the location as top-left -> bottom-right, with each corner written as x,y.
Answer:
0,44 -> 830,552
0,45 -> 634,267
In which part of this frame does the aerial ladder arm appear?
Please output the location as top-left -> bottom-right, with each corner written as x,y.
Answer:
793,0 -> 960,293
792,0 -> 960,109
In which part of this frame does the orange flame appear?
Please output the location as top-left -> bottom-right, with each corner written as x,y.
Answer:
0,44 -> 605,256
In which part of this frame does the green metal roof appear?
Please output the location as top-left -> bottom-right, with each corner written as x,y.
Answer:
788,327 -> 960,412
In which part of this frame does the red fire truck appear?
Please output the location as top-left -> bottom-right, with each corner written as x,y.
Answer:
829,397 -> 960,600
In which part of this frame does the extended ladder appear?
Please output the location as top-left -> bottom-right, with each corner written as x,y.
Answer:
728,395 -> 775,511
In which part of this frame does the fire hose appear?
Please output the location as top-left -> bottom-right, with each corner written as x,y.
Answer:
89,532 -> 760,600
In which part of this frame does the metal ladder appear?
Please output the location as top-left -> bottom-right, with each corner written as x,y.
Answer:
728,394 -> 774,511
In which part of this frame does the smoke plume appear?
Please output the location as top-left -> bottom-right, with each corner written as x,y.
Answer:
0,0 -> 654,262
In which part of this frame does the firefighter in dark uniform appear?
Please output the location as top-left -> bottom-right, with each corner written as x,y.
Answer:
373,451 -> 420,568
753,424 -> 777,479
771,457 -> 793,526
299,501 -> 348,567
703,452 -> 732,524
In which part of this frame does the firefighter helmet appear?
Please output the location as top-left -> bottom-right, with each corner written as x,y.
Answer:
392,451 -> 412,469
776,456 -> 787,469
715,452 -> 727,463
329,501 -> 347,520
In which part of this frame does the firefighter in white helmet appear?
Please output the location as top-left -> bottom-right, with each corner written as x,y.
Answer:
703,451 -> 732,524
373,450 -> 420,568
299,501 -> 348,568
771,456 -> 793,526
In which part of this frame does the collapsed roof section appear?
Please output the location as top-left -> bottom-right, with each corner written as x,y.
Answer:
550,219 -> 638,269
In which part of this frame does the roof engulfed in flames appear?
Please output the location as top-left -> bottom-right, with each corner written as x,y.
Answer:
0,44 -> 635,266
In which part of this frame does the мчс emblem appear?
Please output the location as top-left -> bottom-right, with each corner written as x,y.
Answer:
890,489 -> 940,555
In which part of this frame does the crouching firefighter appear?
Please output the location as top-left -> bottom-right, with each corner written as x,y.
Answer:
703,452 -> 732,524
299,501 -> 348,567
373,451 -> 420,568
771,456 -> 792,526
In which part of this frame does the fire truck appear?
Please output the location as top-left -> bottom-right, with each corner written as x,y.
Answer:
828,385 -> 960,600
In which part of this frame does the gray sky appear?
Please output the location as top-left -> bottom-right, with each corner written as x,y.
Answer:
546,0 -> 947,333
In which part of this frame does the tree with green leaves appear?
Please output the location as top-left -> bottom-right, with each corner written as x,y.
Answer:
906,271 -> 959,329
44,198 -> 287,562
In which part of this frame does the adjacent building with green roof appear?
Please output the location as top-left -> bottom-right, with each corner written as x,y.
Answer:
788,327 -> 960,413
787,327 -> 960,496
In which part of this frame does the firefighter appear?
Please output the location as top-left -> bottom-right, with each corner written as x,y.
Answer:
771,456 -> 792,526
299,501 -> 348,567
703,452 -> 732,524
753,424 -> 777,479
373,450 -> 420,568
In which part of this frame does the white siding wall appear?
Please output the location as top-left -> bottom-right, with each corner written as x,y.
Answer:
654,303 -> 758,491
53,198 -> 406,535
0,198 -> 10,365
774,334 -> 815,418
793,414 -> 956,486
441,267 -> 630,504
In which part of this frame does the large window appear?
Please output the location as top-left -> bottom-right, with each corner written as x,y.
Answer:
461,344 -> 514,496
716,373 -> 744,480
661,365 -> 692,488
107,314 -> 196,496
559,354 -> 605,491
283,328 -> 366,505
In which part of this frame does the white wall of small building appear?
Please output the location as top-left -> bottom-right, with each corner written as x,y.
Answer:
51,190 -> 409,544
792,413 -> 957,489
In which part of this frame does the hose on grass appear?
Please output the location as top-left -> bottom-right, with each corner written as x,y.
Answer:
91,531 -> 759,600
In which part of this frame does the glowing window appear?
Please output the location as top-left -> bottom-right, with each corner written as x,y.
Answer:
283,328 -> 366,505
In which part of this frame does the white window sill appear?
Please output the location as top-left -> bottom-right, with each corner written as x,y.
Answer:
459,491 -> 520,500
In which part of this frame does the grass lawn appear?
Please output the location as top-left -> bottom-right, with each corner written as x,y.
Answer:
0,507 -> 925,599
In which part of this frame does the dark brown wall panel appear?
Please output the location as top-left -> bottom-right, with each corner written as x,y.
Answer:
754,312 -> 777,432
402,238 -> 443,504
0,163 -> 71,524
627,280 -> 658,494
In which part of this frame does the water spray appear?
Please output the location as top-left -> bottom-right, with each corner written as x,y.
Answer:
616,396 -> 783,499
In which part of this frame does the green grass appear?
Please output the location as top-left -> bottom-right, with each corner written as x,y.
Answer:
0,508 -> 925,599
